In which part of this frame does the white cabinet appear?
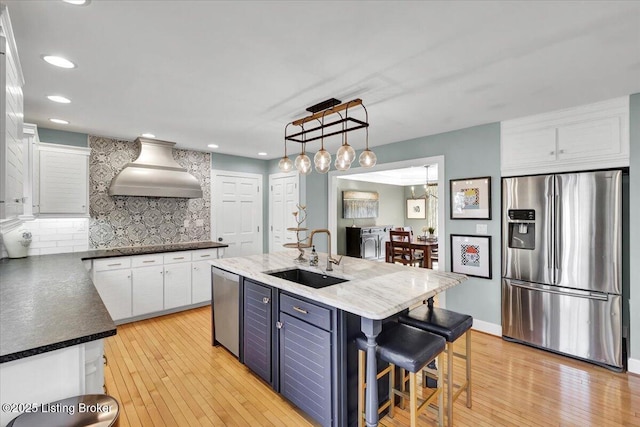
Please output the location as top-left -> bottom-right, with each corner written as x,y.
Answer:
0,8 -> 25,223
164,262 -> 192,309
38,143 -> 90,215
191,248 -> 220,303
501,96 -> 629,176
92,248 -> 219,323
93,258 -> 132,322
21,123 -> 39,218
83,339 -> 105,394
132,265 -> 164,316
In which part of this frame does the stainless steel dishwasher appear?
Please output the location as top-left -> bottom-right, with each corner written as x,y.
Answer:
212,267 -> 239,357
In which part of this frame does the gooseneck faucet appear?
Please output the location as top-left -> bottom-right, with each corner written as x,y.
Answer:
308,229 -> 342,271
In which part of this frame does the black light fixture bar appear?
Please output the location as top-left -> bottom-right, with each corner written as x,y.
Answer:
306,98 -> 341,113
285,117 -> 369,143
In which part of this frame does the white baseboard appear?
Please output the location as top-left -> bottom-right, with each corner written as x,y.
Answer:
471,319 -> 502,337
628,357 -> 640,375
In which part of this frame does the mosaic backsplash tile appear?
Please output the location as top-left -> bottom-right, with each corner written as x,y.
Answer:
88,135 -> 211,249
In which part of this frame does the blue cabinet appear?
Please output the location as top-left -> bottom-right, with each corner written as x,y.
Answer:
242,279 -> 274,385
279,312 -> 333,426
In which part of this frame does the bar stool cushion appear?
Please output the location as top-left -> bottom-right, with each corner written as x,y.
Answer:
355,323 -> 445,373
399,305 -> 473,343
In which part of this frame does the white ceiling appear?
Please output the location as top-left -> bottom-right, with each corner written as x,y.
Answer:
337,164 -> 438,186
6,1 -> 640,160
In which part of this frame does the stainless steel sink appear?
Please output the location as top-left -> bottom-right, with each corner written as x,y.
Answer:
266,268 -> 347,289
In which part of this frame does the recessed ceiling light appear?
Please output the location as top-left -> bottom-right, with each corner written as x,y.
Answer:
47,95 -> 71,104
49,118 -> 69,125
42,55 -> 76,69
62,0 -> 91,5
208,144 -> 219,149
258,152 -> 267,156
141,133 -> 156,138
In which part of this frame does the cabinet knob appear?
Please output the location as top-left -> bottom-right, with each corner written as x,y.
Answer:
193,267 -> 199,271
550,151 -> 555,155
262,297 -> 270,304
276,321 -> 283,329
559,149 -> 565,154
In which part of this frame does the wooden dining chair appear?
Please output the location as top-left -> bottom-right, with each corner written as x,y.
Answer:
389,230 -> 423,267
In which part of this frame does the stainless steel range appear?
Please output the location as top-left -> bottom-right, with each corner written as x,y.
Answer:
501,170 -> 623,371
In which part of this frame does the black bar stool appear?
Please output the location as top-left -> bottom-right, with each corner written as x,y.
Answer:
399,301 -> 472,427
356,323 -> 446,427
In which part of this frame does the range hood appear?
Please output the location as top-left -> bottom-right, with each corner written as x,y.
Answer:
108,137 -> 203,198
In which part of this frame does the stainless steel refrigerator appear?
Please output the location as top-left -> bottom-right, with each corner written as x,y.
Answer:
501,170 -> 623,371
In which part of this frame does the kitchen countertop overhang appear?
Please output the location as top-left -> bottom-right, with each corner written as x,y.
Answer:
210,250 -> 467,320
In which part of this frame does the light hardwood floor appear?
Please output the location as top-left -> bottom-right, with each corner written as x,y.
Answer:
105,306 -> 640,427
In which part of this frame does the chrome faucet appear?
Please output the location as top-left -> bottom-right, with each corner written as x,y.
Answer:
308,229 -> 342,271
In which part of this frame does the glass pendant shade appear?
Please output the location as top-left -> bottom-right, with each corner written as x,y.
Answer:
337,143 -> 356,164
295,153 -> 312,175
278,156 -> 293,172
359,149 -> 377,168
335,156 -> 351,171
314,149 -> 331,174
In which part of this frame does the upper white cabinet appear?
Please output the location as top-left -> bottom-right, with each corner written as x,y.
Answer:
0,7 -> 25,223
38,143 -> 90,216
21,123 -> 39,218
501,97 -> 629,176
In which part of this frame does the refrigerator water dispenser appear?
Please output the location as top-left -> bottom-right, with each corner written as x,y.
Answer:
507,209 -> 535,250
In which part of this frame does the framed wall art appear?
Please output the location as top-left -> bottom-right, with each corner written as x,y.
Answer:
343,191 -> 379,219
450,176 -> 491,219
406,198 -> 426,219
450,234 -> 492,279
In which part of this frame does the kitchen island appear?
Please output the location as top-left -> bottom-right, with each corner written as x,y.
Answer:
210,250 -> 467,427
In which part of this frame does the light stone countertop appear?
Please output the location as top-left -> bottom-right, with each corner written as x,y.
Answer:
210,250 -> 468,320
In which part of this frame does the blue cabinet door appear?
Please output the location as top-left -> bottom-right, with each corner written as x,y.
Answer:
243,280 -> 273,384
279,312 -> 332,427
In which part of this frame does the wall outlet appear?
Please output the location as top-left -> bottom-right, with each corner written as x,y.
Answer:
476,224 -> 488,234
195,219 -> 204,226
184,220 -> 190,227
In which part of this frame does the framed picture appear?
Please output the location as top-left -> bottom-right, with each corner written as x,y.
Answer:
450,234 -> 492,279
342,191 -> 379,219
406,198 -> 426,219
450,176 -> 491,219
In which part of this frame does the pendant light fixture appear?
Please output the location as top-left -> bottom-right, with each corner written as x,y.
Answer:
278,123 -> 294,172
313,110 -> 332,174
279,98 -> 375,174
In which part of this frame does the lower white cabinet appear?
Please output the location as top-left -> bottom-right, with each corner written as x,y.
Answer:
192,260 -> 212,303
92,248 -> 220,323
164,262 -> 192,309
132,265 -> 164,316
0,339 -> 105,427
93,269 -> 132,321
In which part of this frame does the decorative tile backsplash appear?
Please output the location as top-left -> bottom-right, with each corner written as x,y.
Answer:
88,136 -> 211,249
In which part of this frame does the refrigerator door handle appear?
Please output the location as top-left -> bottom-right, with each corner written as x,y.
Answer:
554,192 -> 560,282
510,281 -> 608,301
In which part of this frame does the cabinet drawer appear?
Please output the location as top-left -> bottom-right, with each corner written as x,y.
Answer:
93,257 -> 131,271
191,249 -> 219,261
163,251 -> 192,264
280,293 -> 331,331
131,254 -> 164,268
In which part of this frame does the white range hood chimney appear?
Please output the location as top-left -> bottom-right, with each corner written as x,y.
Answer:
108,137 -> 203,198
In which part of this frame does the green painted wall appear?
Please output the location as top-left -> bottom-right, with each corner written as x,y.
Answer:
304,123 -> 502,325
335,179 -> 404,255
629,93 -> 639,363
38,127 -> 88,147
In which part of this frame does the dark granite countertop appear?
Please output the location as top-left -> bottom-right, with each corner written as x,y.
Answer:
0,241 -> 228,363
76,240 -> 228,260
0,253 -> 116,363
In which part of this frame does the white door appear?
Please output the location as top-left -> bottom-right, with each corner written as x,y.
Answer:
131,265 -> 164,316
269,172 -> 299,252
212,170 -> 263,257
164,263 -> 192,310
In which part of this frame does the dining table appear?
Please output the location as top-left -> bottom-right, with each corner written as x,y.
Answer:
386,237 -> 439,269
